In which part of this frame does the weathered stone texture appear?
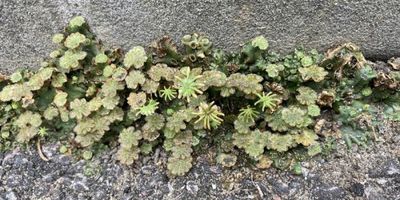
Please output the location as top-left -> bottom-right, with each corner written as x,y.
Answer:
1,0 -> 400,74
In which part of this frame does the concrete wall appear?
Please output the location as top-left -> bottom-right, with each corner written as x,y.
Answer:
1,0 -> 400,73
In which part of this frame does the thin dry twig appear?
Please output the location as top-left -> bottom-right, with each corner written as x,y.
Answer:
36,139 -> 50,161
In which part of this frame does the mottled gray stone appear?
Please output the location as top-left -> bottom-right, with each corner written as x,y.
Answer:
1,0 -> 400,74
0,121 -> 399,199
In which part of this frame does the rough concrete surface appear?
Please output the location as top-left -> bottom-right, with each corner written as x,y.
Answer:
0,120 -> 399,200
1,0 -> 400,73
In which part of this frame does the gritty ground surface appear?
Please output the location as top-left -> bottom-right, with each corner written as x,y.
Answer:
2,0 -> 400,73
0,121 -> 399,200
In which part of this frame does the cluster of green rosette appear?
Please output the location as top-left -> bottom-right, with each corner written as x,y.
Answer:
0,17 -> 399,176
